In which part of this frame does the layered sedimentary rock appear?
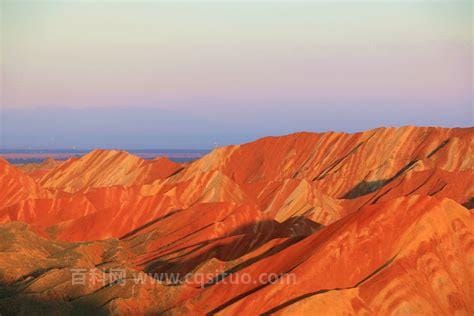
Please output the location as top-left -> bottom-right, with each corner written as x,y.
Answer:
40,150 -> 182,193
0,126 -> 472,314
165,196 -> 473,315
0,158 -> 47,208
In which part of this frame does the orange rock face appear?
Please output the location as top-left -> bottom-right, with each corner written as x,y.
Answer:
0,126 -> 472,315
17,157 -> 60,181
40,149 -> 182,193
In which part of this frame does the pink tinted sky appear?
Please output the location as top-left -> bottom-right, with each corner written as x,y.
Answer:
0,1 -> 472,148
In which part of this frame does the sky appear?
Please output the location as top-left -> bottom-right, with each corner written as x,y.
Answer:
0,0 -> 472,149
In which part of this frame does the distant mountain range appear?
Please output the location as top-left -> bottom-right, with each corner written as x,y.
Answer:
0,149 -> 209,164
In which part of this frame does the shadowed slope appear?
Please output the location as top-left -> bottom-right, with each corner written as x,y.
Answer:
173,196 -> 473,315
0,196 -> 471,315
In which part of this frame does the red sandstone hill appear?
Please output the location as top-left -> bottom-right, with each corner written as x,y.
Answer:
0,126 -> 472,315
39,149 -> 182,192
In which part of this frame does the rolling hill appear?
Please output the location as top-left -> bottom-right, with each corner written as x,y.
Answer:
0,126 -> 472,315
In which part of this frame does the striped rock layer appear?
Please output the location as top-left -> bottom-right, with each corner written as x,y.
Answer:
0,126 -> 472,315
